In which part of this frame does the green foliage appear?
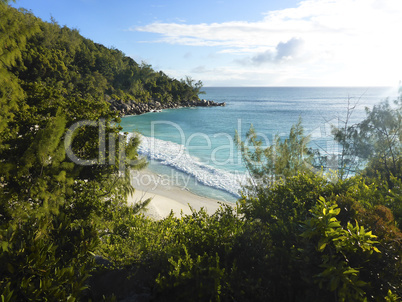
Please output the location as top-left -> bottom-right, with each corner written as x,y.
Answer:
333,96 -> 402,182
13,18 -> 202,105
301,197 -> 380,301
93,174 -> 401,301
0,4 -> 39,147
95,205 -> 242,301
386,290 -> 401,302
0,214 -> 95,301
155,248 -> 226,302
235,118 -> 314,190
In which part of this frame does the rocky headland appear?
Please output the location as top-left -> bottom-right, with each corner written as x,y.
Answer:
109,99 -> 226,116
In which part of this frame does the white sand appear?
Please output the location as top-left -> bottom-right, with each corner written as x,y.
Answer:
127,169 -> 234,220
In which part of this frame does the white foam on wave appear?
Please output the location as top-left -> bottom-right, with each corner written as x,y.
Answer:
128,133 -> 245,197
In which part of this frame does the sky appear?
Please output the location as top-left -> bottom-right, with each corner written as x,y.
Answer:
11,0 -> 402,87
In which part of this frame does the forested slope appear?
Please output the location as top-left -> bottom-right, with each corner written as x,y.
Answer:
10,8 -> 204,106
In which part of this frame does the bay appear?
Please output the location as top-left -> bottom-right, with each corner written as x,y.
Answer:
121,86 -> 396,201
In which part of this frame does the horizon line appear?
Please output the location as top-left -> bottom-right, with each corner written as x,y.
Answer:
202,85 -> 396,88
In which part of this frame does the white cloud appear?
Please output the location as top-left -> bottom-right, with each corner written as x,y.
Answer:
132,0 -> 402,85
243,37 -> 306,65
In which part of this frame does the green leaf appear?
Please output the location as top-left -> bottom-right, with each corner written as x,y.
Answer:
1,241 -> 8,252
343,268 -> 359,275
318,240 -> 327,252
328,221 -> 341,228
372,247 -> 381,253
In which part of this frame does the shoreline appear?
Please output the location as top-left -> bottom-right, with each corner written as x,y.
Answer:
111,99 -> 226,117
127,168 -> 235,220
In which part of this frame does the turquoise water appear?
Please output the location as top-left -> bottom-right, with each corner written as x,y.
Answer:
120,86 -> 396,202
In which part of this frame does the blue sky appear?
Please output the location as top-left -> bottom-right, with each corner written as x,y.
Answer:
12,0 -> 402,87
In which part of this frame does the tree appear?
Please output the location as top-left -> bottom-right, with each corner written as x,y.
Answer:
235,118 -> 314,193
333,94 -> 402,183
181,76 -> 205,100
0,3 -> 39,148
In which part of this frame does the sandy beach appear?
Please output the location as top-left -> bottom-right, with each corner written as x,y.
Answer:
127,168 -> 234,220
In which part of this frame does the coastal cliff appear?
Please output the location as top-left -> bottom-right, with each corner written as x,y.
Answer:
109,98 -> 226,116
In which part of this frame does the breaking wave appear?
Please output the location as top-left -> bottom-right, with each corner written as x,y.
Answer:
129,133 -> 246,197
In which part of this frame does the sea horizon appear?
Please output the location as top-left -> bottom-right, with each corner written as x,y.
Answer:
203,85 -> 395,87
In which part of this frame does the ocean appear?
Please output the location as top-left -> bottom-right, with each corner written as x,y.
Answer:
120,86 -> 397,202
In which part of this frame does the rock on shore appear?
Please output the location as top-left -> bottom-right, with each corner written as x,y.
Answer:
109,98 -> 226,116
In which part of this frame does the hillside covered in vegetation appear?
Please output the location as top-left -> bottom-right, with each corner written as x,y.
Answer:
3,2 -> 213,117
1,2 -> 401,302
